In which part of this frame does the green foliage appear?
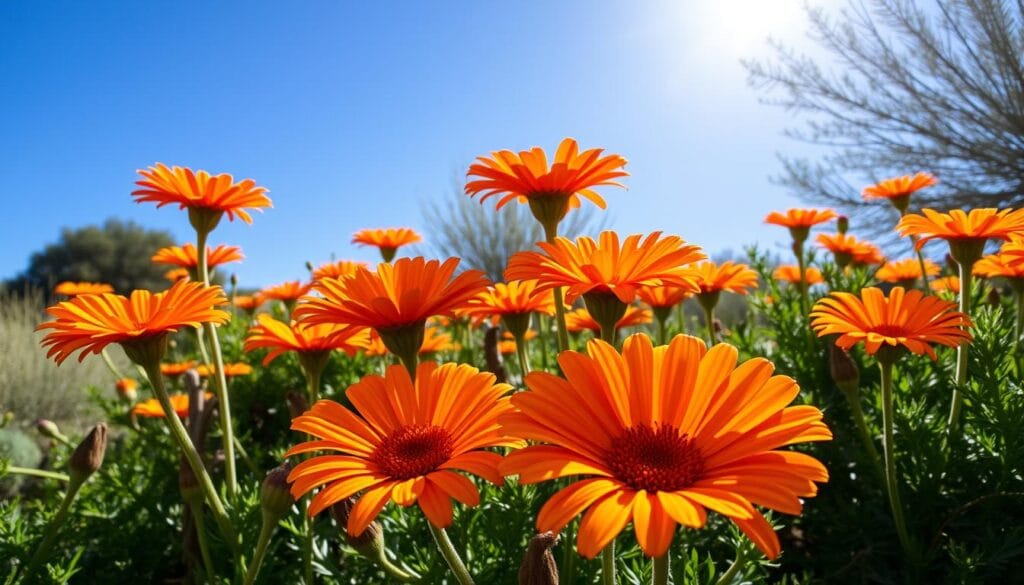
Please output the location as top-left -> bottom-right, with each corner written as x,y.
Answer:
4,218 -> 175,295
0,428 -> 42,496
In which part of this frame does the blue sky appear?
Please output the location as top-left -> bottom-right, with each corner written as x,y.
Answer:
1,1 -> 837,288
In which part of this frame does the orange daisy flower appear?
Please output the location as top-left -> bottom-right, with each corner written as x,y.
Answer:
165,268 -> 190,283
636,285 -> 693,309
312,260 -> 369,281
875,259 -> 940,286
152,243 -> 244,270
233,294 -> 264,312
772,265 -> 824,286
564,306 -> 652,334
691,261 -> 758,296
763,208 -> 837,242
500,334 -> 831,559
810,287 -> 971,360
356,327 -> 459,358
505,231 -> 704,305
497,339 -> 518,355
133,164 -> 271,225
465,138 -> 628,230
197,363 -> 253,377
460,280 -> 557,336
38,280 -> 229,365
352,228 -> 422,262
930,275 -> 961,295
896,208 -> 1024,259
161,361 -> 198,376
244,313 -> 368,366
285,362 -> 522,531
261,281 -> 314,303
132,393 -> 214,419
115,378 -> 138,400
974,253 -> 1024,281
54,282 -> 114,296
862,172 -> 937,212
815,233 -> 885,267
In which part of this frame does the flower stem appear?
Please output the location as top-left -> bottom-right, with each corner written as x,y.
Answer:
190,502 -> 216,579
99,347 -> 127,380
912,237 -> 931,291
543,224 -> 570,353
195,227 -> 238,499
948,262 -> 973,431
374,548 -> 419,583
713,545 -> 746,585
3,466 -> 69,482
560,521 -> 577,585
1015,288 -> 1024,344
842,391 -> 884,480
795,242 -> 810,319
428,523 -> 474,585
879,360 -> 917,561
601,541 -> 617,585
704,305 -> 717,345
514,333 -> 531,377
243,519 -> 276,585
301,365 -> 324,585
20,481 -> 81,581
652,552 -> 669,585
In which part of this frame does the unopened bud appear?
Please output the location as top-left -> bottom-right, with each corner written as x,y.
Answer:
519,531 -> 559,585
331,497 -> 384,556
115,378 -> 138,402
837,215 -> 849,234
987,287 -> 1002,306
305,261 -> 315,273
261,462 -> 294,521
286,390 -> 309,419
69,423 -> 107,486
36,419 -> 71,445
230,273 -> 238,287
829,344 -> 860,397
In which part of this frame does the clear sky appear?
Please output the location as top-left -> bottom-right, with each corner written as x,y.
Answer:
1,1 -> 837,288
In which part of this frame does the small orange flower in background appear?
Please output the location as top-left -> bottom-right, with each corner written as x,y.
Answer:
876,258 -> 940,285
115,378 -> 138,401
497,330 -> 539,356
764,208 -> 837,242
165,268 -> 190,283
500,334 -> 831,559
132,393 -> 214,419
152,243 -> 244,270
506,231 -> 704,305
161,361 -> 198,376
54,282 -> 114,296
37,280 -> 229,365
133,164 -> 272,224
930,275 -> 961,295
356,327 -> 458,358
465,138 -> 628,231
461,280 -> 557,322
691,261 -> 758,296
815,233 -> 885,267
312,259 -> 369,281
974,253 -> 1024,281
285,362 -> 522,530
261,281 -> 314,303
810,287 -> 971,360
233,294 -> 264,312
862,172 -> 937,212
352,228 -> 422,262
637,284 -> 693,309
896,208 -> 1024,262
564,306 -> 652,334
772,265 -> 824,286
197,363 -> 253,377
244,314 -> 368,365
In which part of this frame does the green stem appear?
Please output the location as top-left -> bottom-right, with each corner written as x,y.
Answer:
599,322 -> 617,347
704,305 -> 717,345
542,223 -> 570,353
713,545 -> 746,585
375,549 -> 419,583
879,360 -> 918,561
912,238 -> 931,292
142,362 -> 237,549
190,502 -> 216,579
20,481 -> 81,581
948,262 -> 972,431
195,227 -> 238,499
842,392 -> 884,480
652,552 -> 669,585
194,325 -> 212,367
243,519 -> 276,585
656,314 -> 667,345
1015,288 -> 1024,344
99,347 -> 127,380
601,541 -> 616,585
514,334 -> 531,377
428,524 -> 474,585
560,521 -> 577,585
4,466 -> 70,482
538,314 -> 551,371
233,435 -> 261,476
303,509 -> 315,585
795,242 -> 810,318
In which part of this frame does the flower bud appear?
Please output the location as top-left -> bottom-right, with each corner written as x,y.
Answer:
837,215 -> 849,234
305,261 -> 315,273
260,462 -> 294,522
115,378 -> 138,402
230,273 -> 239,287
69,423 -> 107,486
829,344 -> 860,397
286,390 -> 309,419
36,418 -> 71,445
518,531 -> 559,585
331,497 -> 383,556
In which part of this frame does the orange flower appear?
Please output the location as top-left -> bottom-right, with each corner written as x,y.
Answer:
862,172 -> 937,212
930,275 -> 961,294
115,378 -> 138,400
636,285 -> 693,309
772,265 -> 824,286
161,361 -> 198,376
876,258 -> 940,285
38,280 -> 229,365
461,280 -> 557,320
810,287 -> 971,360
54,282 -> 114,296
165,268 -> 190,283
564,306 -> 652,334
691,261 -> 758,296
132,393 -> 214,418
815,233 -> 885,267
764,208 -> 837,242
352,228 -> 422,262
500,334 -> 831,559
506,231 -> 704,305
233,294 -> 263,312
133,164 -> 271,224
261,281 -> 314,302
974,253 -> 1024,280
498,339 -> 518,355
196,363 -> 253,377
244,313 -> 368,366
356,327 -> 460,358
465,138 -> 628,223
312,260 -> 369,281
285,362 -> 522,532
152,243 -> 244,270
896,209 -> 1024,260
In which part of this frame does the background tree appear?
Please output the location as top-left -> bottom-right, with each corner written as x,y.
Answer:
422,181 -> 608,282
5,218 -> 175,295
746,0 -> 1024,233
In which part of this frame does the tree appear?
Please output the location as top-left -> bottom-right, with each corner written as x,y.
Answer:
746,0 -> 1024,232
6,218 -> 176,294
422,181 -> 608,282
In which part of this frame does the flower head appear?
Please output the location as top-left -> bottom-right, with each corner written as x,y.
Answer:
152,243 -> 244,270
197,363 -> 253,377
564,306 -> 652,334
772,265 -> 824,286
461,280 -> 557,321
930,275 -> 961,295
312,260 -> 370,281
38,280 -> 229,365
691,261 -> 758,296
261,281 -> 314,303
285,362 -> 522,534
165,268 -> 190,283
132,393 -> 213,418
352,228 -> 422,262
875,259 -> 940,285
974,253 -> 1024,280
115,378 -> 138,401
244,313 -> 368,366
500,334 -> 831,559
811,287 -> 971,361
636,285 -> 693,309
133,164 -> 271,225
896,209 -> 1024,263
764,208 -> 837,242
233,294 -> 264,312
815,233 -> 885,267
862,172 -> 937,212
54,282 -> 114,296
161,361 -> 198,376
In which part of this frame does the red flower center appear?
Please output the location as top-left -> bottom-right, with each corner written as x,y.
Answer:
371,424 -> 454,480
871,324 -> 909,338
605,423 -> 704,492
